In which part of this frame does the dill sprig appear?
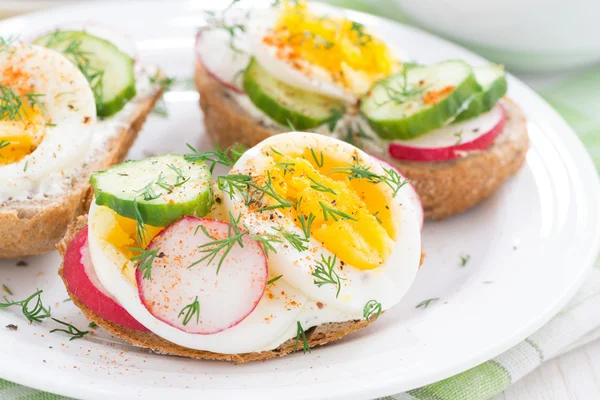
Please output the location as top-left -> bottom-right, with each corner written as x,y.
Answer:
178,296 -> 201,326
191,212 -> 246,274
267,274 -> 283,285
59,34 -> 105,107
341,121 -> 373,148
275,161 -> 295,175
454,130 -> 463,145
0,86 -> 45,122
132,200 -> 151,247
0,290 -> 51,323
2,284 -> 13,295
167,163 -> 190,187
309,148 -> 324,168
288,31 -> 334,50
375,63 -> 427,107
349,21 -> 373,46
297,209 -> 316,240
460,254 -> 471,267
308,176 -> 336,195
286,119 -> 297,131
250,233 -> 281,257
219,171 -> 293,211
332,158 -> 409,198
274,227 -> 309,252
363,300 -> 382,321
135,173 -> 172,201
416,298 -> 439,309
129,247 -> 161,280
253,171 -> 294,211
149,73 -> 176,91
373,211 -> 382,224
0,85 -> 23,121
184,143 -> 245,173
331,157 -> 381,183
204,2 -> 246,54
0,36 -> 16,53
269,146 -> 283,156
294,321 -> 311,353
216,174 -> 252,200
319,201 -> 357,222
0,140 -> 9,158
149,72 -> 176,117
326,108 -> 344,133
311,254 -> 344,298
381,166 -> 409,197
50,318 -> 89,341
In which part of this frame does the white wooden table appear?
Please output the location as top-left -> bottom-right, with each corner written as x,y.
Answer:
495,339 -> 600,399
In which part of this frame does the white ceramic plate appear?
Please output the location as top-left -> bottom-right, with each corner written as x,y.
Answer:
1,1 -> 599,399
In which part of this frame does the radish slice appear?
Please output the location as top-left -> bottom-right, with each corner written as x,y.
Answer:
31,22 -> 138,59
63,228 -> 148,331
388,104 -> 506,162
136,216 -> 267,334
373,156 -> 424,230
195,12 -> 251,94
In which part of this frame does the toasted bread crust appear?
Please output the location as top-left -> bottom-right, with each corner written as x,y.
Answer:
195,63 -> 528,220
195,61 -> 282,150
0,88 -> 162,259
57,217 -> 372,363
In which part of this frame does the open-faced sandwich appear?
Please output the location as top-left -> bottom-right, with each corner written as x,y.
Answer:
57,132 -> 423,362
194,0 -> 528,219
0,29 -> 164,258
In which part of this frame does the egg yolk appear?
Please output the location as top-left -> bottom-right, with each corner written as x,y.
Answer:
0,91 -> 47,165
265,149 -> 395,270
93,206 -> 162,283
264,1 -> 399,96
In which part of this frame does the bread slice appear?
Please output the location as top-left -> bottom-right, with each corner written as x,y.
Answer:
195,62 -> 528,220
0,87 -> 163,259
56,216 -> 372,363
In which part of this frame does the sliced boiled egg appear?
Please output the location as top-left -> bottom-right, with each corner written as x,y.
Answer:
0,44 -> 96,186
87,201 -> 312,353
222,132 -> 421,315
248,1 -> 400,103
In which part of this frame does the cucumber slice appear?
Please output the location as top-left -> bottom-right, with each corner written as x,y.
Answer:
90,155 -> 214,227
34,30 -> 136,117
243,58 -> 345,130
360,60 -> 480,140
454,65 -> 507,122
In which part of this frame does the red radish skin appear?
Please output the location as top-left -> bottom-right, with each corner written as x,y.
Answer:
137,216 -> 268,335
374,156 -> 424,230
62,228 -> 149,331
195,29 -> 245,94
388,105 -> 506,162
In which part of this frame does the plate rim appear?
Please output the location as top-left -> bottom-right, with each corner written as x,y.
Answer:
0,1 -> 599,399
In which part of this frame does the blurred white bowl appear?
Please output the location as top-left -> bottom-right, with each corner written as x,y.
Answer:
391,0 -> 600,72
0,1 -> 73,17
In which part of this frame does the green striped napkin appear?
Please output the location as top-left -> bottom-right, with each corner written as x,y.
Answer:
2,2 -> 600,399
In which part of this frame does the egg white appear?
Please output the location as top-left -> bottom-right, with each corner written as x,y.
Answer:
223,132 -> 422,315
247,8 -> 358,103
0,44 -> 96,185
